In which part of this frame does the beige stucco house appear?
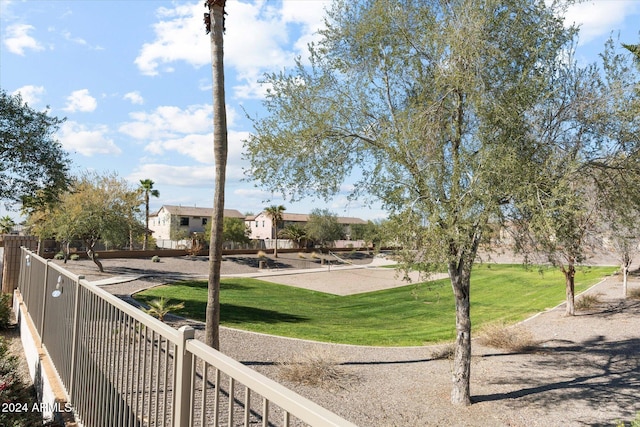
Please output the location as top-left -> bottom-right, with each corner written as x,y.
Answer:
149,205 -> 244,248
245,211 -> 367,247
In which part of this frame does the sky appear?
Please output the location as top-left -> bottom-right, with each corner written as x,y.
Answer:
1,0 -> 639,223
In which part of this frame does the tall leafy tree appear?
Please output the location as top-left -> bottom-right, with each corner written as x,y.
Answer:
305,209 -> 344,248
264,204 -> 286,257
139,179 -> 160,250
28,172 -> 143,271
244,0 -> 579,404
0,89 -> 70,210
204,0 -> 228,350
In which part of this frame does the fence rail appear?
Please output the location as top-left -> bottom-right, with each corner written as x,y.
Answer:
17,248 -> 357,427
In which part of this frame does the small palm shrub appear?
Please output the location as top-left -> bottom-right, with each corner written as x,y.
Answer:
53,252 -> 65,260
70,254 -> 80,261
151,255 -> 160,263
144,297 -> 185,321
256,250 -> 267,259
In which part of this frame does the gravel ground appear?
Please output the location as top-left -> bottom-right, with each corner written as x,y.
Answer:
51,252 -> 640,426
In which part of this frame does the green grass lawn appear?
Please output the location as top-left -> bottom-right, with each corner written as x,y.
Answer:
134,264 -> 616,346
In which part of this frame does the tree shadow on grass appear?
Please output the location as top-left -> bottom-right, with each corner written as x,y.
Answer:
162,298 -> 309,325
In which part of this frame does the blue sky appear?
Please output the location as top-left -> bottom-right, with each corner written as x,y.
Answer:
1,0 -> 639,222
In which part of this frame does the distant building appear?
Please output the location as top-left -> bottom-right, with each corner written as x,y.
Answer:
245,211 -> 367,244
149,205 -> 244,248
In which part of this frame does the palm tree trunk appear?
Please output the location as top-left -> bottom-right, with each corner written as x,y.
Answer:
143,192 -> 150,250
205,0 -> 227,350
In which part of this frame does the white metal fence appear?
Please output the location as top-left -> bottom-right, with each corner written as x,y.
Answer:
17,248 -> 357,427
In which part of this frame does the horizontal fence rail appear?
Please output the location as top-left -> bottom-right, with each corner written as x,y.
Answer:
16,248 -> 357,427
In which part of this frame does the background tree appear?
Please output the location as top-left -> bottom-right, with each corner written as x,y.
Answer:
0,89 -> 70,210
204,217 -> 250,247
204,0 -> 228,350
350,220 -> 387,250
264,204 -> 286,257
514,37 -> 640,313
28,172 -> 142,271
139,179 -> 159,250
304,209 -> 344,248
244,0 -> 583,404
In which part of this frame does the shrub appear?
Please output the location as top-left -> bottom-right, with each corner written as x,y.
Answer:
310,251 -> 320,259
53,252 -> 65,260
575,293 -> 602,311
257,250 -> 267,259
143,297 -> 185,321
278,350 -> 358,391
151,255 -> 160,263
0,336 -> 41,427
430,343 -> 456,360
0,293 -> 12,330
616,412 -> 640,427
628,288 -> 640,300
477,322 -> 539,352
70,254 -> 80,261
297,252 -> 306,259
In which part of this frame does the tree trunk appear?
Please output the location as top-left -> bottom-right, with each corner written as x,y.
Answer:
205,0 -> 227,351
563,263 -> 575,316
449,260 -> 472,406
622,264 -> 628,298
86,240 -> 104,273
143,193 -> 149,250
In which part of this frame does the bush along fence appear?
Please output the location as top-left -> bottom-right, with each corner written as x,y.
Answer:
15,248 -> 357,427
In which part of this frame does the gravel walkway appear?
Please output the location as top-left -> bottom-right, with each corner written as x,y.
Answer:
51,253 -> 640,426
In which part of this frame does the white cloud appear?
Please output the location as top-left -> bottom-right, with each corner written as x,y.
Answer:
58,121 -> 121,156
134,1 -> 330,99
12,85 -> 45,106
119,104 -> 212,141
3,23 -> 44,55
63,89 -> 97,112
123,91 -> 144,105
564,0 -> 640,45
128,163 -> 214,188
134,2 -> 208,76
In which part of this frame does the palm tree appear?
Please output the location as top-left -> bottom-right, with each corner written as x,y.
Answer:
139,179 -> 160,250
264,205 -> 286,257
204,0 -> 228,351
622,43 -> 640,65
278,224 -> 307,249
0,215 -> 15,234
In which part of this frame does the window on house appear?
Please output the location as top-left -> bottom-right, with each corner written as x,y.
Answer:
255,221 -> 259,228
180,217 -> 189,226
262,221 -> 265,227
202,218 -> 208,226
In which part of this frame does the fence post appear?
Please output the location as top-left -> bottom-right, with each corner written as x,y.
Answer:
68,275 -> 84,401
39,259 -> 50,346
174,325 -> 195,427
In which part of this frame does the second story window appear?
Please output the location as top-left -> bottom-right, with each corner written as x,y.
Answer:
180,217 -> 189,226
202,218 -> 208,226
